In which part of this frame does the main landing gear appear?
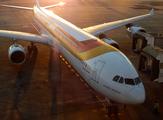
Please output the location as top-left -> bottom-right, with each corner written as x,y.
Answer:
28,42 -> 38,54
105,97 -> 119,116
106,104 -> 119,116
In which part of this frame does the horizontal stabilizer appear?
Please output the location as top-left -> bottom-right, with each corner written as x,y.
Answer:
1,4 -> 33,10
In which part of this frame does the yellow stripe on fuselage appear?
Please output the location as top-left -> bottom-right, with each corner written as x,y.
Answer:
76,45 -> 118,61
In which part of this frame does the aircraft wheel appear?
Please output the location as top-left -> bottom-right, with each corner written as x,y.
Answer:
106,106 -> 112,116
112,105 -> 119,115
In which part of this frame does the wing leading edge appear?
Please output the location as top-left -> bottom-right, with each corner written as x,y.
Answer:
0,30 -> 50,44
1,4 -> 33,10
83,9 -> 154,36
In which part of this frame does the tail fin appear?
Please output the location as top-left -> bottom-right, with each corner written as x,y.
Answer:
35,0 -> 40,7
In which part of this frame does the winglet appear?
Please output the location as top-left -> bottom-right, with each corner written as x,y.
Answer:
150,9 -> 154,16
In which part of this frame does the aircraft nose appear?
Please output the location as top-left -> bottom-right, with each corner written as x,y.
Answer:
127,88 -> 146,105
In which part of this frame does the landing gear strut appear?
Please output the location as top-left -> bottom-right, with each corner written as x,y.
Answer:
28,42 -> 38,54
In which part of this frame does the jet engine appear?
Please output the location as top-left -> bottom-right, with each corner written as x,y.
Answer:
126,23 -> 146,38
101,38 -> 119,49
8,44 -> 26,65
98,34 -> 119,49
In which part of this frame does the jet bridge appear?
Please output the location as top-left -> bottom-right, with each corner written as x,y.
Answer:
138,46 -> 163,82
132,32 -> 163,52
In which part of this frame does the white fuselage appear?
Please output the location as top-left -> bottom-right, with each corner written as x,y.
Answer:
33,5 -> 145,105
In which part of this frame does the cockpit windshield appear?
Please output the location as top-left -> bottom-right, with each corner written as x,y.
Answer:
112,76 -> 141,85
118,77 -> 124,83
134,77 -> 141,85
125,78 -> 135,85
113,75 -> 120,82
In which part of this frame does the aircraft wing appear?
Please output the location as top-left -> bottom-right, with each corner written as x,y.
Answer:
83,9 -> 154,36
0,30 -> 50,44
1,4 -> 33,10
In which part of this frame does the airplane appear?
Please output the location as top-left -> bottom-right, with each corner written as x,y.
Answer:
0,0 -> 154,115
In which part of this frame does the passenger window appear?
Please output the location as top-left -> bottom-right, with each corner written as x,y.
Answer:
125,78 -> 135,85
118,77 -> 124,83
113,75 -> 120,82
134,77 -> 141,85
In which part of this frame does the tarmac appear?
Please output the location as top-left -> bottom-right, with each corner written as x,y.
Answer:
0,0 -> 163,120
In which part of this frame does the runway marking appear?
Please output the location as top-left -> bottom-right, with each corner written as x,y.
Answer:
89,0 -> 98,5
89,89 -> 94,94
80,78 -> 84,82
57,96 -> 93,104
71,69 -> 75,72
84,83 -> 89,87
87,100 -> 106,104
22,11 -> 40,34
76,73 -> 80,77
81,0 -> 89,5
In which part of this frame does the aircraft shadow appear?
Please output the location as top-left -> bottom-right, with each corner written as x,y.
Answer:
13,51 -> 37,109
48,50 -> 61,119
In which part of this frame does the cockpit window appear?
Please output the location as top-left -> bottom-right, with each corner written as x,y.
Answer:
113,75 -> 120,82
113,76 -> 140,85
125,78 -> 135,85
118,77 -> 124,83
134,77 -> 141,85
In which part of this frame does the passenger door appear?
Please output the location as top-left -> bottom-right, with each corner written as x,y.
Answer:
92,60 -> 105,83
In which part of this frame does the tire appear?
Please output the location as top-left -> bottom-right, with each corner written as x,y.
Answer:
112,105 -> 119,115
106,106 -> 112,116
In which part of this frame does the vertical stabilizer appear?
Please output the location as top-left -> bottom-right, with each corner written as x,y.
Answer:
36,0 -> 40,7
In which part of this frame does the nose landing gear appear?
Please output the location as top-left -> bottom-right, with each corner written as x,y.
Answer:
105,97 -> 119,116
106,104 -> 119,116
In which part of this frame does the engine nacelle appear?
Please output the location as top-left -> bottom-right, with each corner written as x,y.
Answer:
101,38 -> 119,49
8,44 -> 26,65
98,34 -> 119,49
126,23 -> 146,38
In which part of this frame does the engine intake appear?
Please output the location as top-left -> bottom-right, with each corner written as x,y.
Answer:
126,23 -> 146,38
99,34 -> 119,49
8,44 -> 26,65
